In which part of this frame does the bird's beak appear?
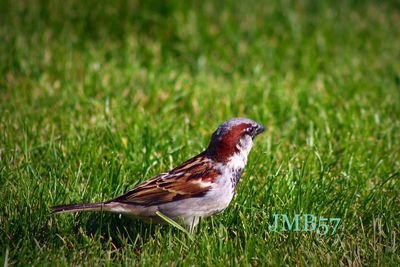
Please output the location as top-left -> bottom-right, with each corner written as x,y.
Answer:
254,124 -> 266,136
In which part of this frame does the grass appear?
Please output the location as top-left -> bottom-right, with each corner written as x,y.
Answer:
0,0 -> 399,265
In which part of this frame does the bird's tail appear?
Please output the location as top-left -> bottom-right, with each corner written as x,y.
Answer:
51,202 -> 106,214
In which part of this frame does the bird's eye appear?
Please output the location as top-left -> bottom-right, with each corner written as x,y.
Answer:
244,126 -> 257,136
242,128 -> 252,136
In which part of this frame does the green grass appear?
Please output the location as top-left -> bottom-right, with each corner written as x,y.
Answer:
1,0 -> 399,265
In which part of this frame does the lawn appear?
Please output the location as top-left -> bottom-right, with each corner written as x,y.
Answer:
1,0 -> 399,265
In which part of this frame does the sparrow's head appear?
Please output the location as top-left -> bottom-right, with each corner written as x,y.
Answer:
207,118 -> 265,161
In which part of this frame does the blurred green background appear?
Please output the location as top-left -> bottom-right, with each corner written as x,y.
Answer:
1,0 -> 399,265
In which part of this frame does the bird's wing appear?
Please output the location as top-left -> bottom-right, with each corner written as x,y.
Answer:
111,154 -> 220,206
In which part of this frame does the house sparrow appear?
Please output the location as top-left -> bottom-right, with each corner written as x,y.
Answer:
52,118 -> 265,229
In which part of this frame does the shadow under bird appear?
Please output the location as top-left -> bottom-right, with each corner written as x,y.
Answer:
52,118 -> 266,229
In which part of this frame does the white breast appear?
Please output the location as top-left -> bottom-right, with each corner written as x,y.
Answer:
157,136 -> 254,228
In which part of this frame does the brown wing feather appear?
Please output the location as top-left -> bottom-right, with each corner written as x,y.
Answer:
111,155 -> 220,206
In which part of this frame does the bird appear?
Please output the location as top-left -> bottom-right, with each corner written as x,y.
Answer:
51,117 -> 266,230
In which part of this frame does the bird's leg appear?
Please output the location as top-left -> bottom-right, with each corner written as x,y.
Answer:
186,216 -> 200,234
